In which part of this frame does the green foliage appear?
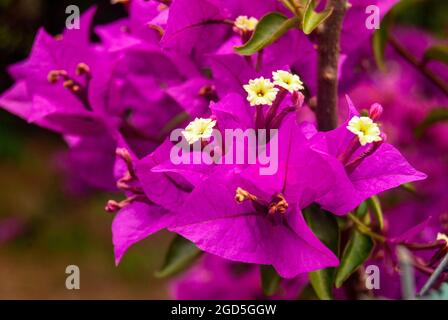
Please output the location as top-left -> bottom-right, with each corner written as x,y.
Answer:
234,12 -> 298,56
155,235 -> 202,278
302,0 -> 333,35
260,265 -> 282,296
335,229 -> 374,288
415,108 -> 448,137
366,196 -> 384,230
372,13 -> 393,71
304,205 -> 340,299
424,45 -> 448,65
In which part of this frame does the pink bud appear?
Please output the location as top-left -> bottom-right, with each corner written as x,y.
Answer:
292,91 -> 305,108
369,103 -> 383,120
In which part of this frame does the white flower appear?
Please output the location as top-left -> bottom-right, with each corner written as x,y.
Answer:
243,77 -> 279,106
272,70 -> 304,93
347,116 -> 382,146
182,118 -> 216,144
234,16 -> 258,32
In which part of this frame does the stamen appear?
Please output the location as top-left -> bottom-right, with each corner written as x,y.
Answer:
268,193 -> 289,215
76,62 -> 91,76
235,187 -> 258,203
106,148 -> 153,213
148,24 -> 165,38
105,195 -> 150,213
116,148 -> 136,179
47,70 -> 67,83
47,63 -> 92,111
198,85 -> 219,102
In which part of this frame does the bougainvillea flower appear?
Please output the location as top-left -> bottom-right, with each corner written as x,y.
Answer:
111,77 -> 313,266
161,0 -> 230,60
1,6 -> 214,190
164,117 -> 340,278
309,96 -> 427,215
1,11 -> 116,136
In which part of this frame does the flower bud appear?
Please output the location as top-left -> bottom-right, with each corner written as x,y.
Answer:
292,91 -> 305,108
369,103 -> 383,121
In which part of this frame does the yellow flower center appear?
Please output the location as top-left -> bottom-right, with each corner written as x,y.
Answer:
347,116 -> 382,146
243,77 -> 279,106
234,16 -> 258,32
182,117 -> 216,144
272,70 -> 304,93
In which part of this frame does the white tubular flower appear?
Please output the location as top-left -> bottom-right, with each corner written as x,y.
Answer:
182,118 -> 216,144
347,116 -> 382,146
234,15 -> 258,32
243,77 -> 279,106
272,70 -> 304,93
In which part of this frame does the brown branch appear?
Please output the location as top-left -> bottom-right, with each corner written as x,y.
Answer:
388,35 -> 448,97
316,0 -> 347,131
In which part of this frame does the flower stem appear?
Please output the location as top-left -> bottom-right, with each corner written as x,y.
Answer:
388,35 -> 448,97
347,213 -> 386,242
316,0 -> 347,131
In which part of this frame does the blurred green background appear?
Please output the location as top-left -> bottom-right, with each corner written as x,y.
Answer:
0,0 -> 446,299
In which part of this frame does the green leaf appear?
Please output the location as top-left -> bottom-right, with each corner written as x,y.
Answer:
401,182 -> 416,194
234,12 -> 299,56
372,13 -> 393,72
304,205 -> 340,299
304,205 -> 340,253
278,0 -> 297,15
335,229 -> 374,288
355,201 -> 368,218
424,45 -> 448,65
298,283 -> 319,300
415,107 -> 448,137
260,265 -> 281,296
366,196 -> 384,231
301,0 -> 333,35
155,235 -> 202,278
158,111 -> 190,138
309,268 -> 334,300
